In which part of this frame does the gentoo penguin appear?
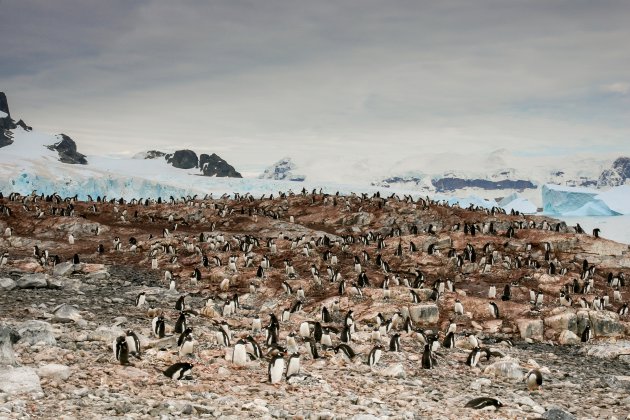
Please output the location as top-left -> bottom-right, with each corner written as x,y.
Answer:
592,228 -> 600,238
367,344 -> 383,367
163,362 -> 193,380
443,331 -> 455,349
0,252 -> 7,266
268,353 -> 285,384
446,318 -> 457,335
232,339 -> 248,366
286,352 -> 301,378
179,334 -> 195,357
68,233 -> 75,245
135,292 -> 146,307
321,305 -> 332,323
619,303 -> 629,317
172,324 -> 190,345
524,368 -> 543,391
454,299 -> 464,315
245,335 -> 263,359
175,295 -> 186,311
305,337 -> 320,359
299,321 -> 310,338
501,284 -> 511,301
334,343 -> 356,361
467,332 -> 480,348
488,301 -> 500,318
114,336 -> 129,365
389,334 -> 401,352
252,315 -> 262,333
217,328 -> 231,347
422,344 -> 434,369
72,253 -> 80,264
320,329 -> 333,348
125,330 -> 141,357
464,397 -> 503,409
174,312 -> 187,334
286,333 -> 299,354
488,285 -> 496,299
152,315 -> 165,338
581,322 -> 593,342
466,347 -> 482,368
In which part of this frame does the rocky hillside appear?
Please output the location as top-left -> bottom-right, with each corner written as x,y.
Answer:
0,190 -> 629,418
599,157 -> 630,187
141,149 -> 242,178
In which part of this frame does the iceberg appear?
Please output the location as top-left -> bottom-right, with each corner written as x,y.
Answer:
542,184 -> 629,216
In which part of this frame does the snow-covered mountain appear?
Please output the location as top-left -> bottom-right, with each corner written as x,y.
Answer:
259,157 -> 305,181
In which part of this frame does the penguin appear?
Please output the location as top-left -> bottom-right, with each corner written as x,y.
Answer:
72,253 -> 80,264
232,339 -> 248,366
114,336 -> 129,365
177,327 -> 193,347
524,368 -> 543,391
252,315 -> 262,333
179,334 -> 195,357
454,299 -> 464,315
286,352 -> 301,378
367,344 -> 383,367
245,335 -> 263,359
466,347 -> 482,368
443,331 -> 455,349
268,353 -> 285,384
175,295 -> 186,311
135,292 -> 146,307
581,322 -> 592,343
152,315 -> 165,338
467,332 -> 480,348
464,397 -> 503,410
501,284 -> 511,301
341,325 -> 352,343
619,303 -> 629,317
306,337 -> 320,359
488,301 -> 500,319
321,305 -> 332,323
299,321 -> 310,338
163,362 -> 193,380
217,328 -> 231,347
488,285 -> 496,299
174,312 -> 187,334
421,344 -> 434,369
334,343 -> 356,361
389,334 -> 401,352
125,330 -> 141,357
286,332 -> 299,354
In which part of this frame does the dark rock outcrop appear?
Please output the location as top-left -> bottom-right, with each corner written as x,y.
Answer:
199,153 -> 242,178
0,92 -> 16,130
432,177 -> 537,192
47,134 -> 88,165
15,120 -> 32,131
598,157 -> 630,187
0,130 -> 13,148
143,150 -> 166,159
166,149 -> 199,169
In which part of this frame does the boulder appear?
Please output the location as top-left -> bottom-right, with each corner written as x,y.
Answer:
558,330 -> 580,345
484,357 -> 524,380
544,310 -> 577,334
18,320 -> 56,346
0,325 -> 20,366
52,303 -> 82,323
37,364 -> 72,381
16,273 -> 48,289
0,277 -> 16,291
408,304 -> 439,324
541,406 -> 577,420
588,310 -> 625,337
516,318 -> 544,341
53,261 -> 74,277
0,367 -> 42,395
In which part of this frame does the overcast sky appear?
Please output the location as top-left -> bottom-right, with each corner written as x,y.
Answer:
1,0 -> 629,172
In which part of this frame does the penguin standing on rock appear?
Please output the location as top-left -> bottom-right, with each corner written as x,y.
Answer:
125,330 -> 141,357
286,353 -> 301,379
422,344 -> 434,369
454,299 -> 464,315
114,336 -> 129,365
152,315 -> 165,338
466,347 -> 482,368
488,301 -> 500,318
367,344 -> 383,367
135,292 -> 146,307
581,322 -> 593,342
232,339 -> 248,366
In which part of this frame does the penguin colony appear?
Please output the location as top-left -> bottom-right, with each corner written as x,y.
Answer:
0,189 -> 628,415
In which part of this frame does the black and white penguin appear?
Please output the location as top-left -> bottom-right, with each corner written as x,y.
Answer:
175,295 -> 186,311
466,347 -> 482,368
334,343 -> 356,361
232,338 -> 248,366
464,397 -> 503,409
367,344 -> 383,367
177,327 -> 193,347
135,292 -> 146,307
454,299 -> 464,315
443,331 -> 455,349
179,333 -> 195,357
286,352 -> 301,378
488,301 -> 500,318
268,353 -> 285,384
245,335 -> 263,359
152,315 -> 165,338
114,335 -> 129,365
619,303 -> 629,317
174,312 -> 187,334
467,332 -> 480,348
321,305 -> 332,323
125,330 -> 141,357
163,362 -> 193,380
305,337 -> 320,359
501,284 -> 511,301
421,344 -> 434,369
524,368 -> 543,391
389,334 -> 401,352
581,322 -> 593,342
